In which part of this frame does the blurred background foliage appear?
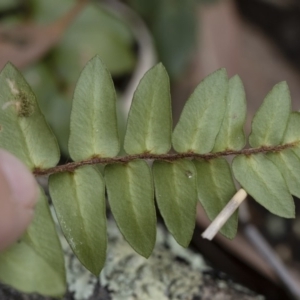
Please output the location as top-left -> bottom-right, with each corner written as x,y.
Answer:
130,0 -> 197,78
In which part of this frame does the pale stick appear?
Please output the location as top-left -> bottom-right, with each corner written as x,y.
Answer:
202,188 -> 247,240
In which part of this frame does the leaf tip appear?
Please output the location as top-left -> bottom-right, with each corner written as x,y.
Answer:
87,54 -> 107,70
201,67 -> 228,87
156,62 -> 165,68
0,61 -> 17,73
276,80 -> 288,88
151,62 -> 168,77
176,239 -> 190,249
91,53 -> 102,61
87,264 -> 102,277
229,74 -> 242,83
215,67 -> 228,78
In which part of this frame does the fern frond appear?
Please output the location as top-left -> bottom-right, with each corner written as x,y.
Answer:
0,56 -> 299,296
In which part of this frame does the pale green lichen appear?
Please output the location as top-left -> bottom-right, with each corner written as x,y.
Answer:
50,206 -> 264,300
99,221 -> 263,300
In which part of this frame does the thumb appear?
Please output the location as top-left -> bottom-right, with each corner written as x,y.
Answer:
0,150 -> 38,251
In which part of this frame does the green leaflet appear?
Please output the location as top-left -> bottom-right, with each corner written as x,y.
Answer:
281,112 -> 300,161
0,189 -> 66,297
194,158 -> 238,239
124,63 -> 171,154
0,63 -> 60,169
105,160 -> 156,258
172,69 -> 228,154
152,159 -> 197,247
213,75 -> 246,152
68,55 -> 119,161
283,112 -> 300,144
49,166 -> 106,276
292,145 -> 300,162
249,82 -> 291,147
268,149 -> 300,199
232,154 -> 295,218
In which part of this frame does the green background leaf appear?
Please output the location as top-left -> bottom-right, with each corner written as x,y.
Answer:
232,154 -> 295,218
129,0 -> 199,79
153,159 -> 197,247
49,166 -> 107,276
105,160 -> 156,258
0,189 -> 66,297
213,75 -> 246,152
194,158 -> 238,239
172,69 -> 228,154
31,0 -> 135,77
151,0 -> 197,78
0,63 -> 60,169
129,0 -> 197,78
124,63 -> 172,154
68,55 -> 119,161
24,64 -> 72,156
249,82 -> 291,147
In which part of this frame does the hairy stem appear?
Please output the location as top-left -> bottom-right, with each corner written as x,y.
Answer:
33,142 -> 296,176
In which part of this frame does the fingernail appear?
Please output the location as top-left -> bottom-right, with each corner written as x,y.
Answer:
0,150 -> 38,209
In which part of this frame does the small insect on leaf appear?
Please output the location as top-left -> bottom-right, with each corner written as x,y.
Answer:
16,92 -> 35,117
0,62 -> 60,169
2,79 -> 35,118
